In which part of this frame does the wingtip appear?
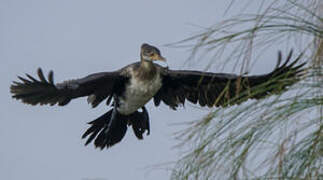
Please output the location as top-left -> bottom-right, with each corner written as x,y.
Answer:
48,70 -> 54,84
276,51 -> 283,68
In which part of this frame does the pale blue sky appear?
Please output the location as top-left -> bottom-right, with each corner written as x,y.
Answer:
1,1 -> 289,180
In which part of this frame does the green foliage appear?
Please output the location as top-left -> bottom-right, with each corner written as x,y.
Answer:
171,1 -> 323,179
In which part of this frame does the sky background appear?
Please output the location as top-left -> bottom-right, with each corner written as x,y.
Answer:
0,1 -> 293,180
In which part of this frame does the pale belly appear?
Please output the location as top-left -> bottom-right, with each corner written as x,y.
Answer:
117,74 -> 162,115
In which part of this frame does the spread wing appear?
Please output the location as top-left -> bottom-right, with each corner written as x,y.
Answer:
153,51 -> 306,109
10,68 -> 128,107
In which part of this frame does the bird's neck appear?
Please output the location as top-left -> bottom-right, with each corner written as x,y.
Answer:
140,58 -> 153,69
137,59 -> 156,80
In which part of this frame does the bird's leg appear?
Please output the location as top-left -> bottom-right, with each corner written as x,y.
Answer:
141,106 -> 150,135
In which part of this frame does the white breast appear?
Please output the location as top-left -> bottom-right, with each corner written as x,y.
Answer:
117,73 -> 162,115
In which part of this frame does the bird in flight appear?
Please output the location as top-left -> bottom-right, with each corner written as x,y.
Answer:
10,43 -> 305,150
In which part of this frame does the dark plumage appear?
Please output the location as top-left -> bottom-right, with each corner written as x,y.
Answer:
10,43 -> 306,149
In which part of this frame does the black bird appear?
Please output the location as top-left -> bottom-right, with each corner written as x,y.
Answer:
10,43 -> 305,149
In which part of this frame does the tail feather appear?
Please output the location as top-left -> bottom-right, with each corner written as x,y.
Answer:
94,111 -> 128,149
82,110 -> 113,145
82,107 -> 150,150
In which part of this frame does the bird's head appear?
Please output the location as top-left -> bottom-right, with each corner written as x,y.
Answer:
140,43 -> 166,62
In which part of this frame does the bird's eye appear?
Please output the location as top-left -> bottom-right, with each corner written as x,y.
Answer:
146,51 -> 153,56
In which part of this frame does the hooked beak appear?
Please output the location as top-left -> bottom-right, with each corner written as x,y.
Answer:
153,54 -> 167,62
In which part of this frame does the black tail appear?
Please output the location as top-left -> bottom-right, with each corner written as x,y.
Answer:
82,107 -> 150,150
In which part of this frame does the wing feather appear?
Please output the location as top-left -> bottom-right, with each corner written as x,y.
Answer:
10,68 -> 127,107
154,51 -> 306,109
